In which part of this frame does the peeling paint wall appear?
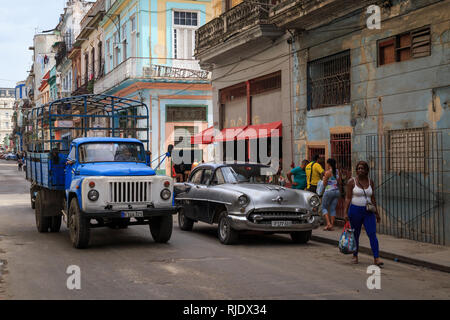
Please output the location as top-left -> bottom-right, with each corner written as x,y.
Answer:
292,0 -> 450,244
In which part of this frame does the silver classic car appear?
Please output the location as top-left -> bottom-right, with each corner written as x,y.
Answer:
174,163 -> 321,244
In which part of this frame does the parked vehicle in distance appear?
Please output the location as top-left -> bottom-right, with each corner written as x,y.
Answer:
5,153 -> 17,160
174,163 -> 321,244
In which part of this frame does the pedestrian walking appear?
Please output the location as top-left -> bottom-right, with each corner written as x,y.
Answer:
320,158 -> 342,231
343,160 -> 383,267
287,159 -> 308,190
305,154 -> 324,193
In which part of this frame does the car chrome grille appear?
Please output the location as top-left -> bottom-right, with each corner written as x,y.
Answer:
109,181 -> 151,203
248,211 -> 310,224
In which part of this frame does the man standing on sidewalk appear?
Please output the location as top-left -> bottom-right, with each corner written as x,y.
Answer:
305,154 -> 324,193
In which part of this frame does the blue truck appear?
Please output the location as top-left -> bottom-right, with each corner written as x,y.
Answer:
24,95 -> 176,248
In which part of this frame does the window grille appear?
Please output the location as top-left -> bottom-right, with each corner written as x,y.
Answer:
307,50 -> 350,110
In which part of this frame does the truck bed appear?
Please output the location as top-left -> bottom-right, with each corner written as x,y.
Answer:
26,152 -> 66,190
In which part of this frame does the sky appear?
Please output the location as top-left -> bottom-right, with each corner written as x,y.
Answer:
0,0 -> 67,88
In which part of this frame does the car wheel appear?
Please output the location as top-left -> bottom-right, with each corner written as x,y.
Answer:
218,211 -> 238,245
290,230 -> 312,244
178,208 -> 194,231
149,215 -> 173,243
69,198 -> 90,249
35,191 -> 50,233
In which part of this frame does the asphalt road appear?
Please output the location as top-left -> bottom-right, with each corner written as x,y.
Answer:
0,160 -> 449,300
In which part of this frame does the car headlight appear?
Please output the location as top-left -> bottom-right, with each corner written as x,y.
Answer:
160,188 -> 171,200
309,195 -> 320,208
238,195 -> 249,207
88,189 -> 99,201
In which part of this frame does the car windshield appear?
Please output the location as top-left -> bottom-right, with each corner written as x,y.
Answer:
79,142 -> 145,163
223,165 -> 278,184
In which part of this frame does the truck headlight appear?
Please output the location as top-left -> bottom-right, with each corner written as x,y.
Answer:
160,188 -> 171,200
88,189 -> 99,201
238,195 -> 249,207
309,195 -> 320,208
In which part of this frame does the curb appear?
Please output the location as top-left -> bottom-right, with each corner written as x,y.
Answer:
311,235 -> 450,274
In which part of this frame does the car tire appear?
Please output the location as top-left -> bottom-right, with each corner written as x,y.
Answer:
69,198 -> 90,249
290,230 -> 312,244
50,215 -> 62,232
35,191 -> 50,233
177,208 -> 194,231
149,215 -> 173,243
218,211 -> 238,245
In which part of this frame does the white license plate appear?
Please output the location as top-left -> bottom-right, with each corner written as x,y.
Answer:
271,221 -> 292,227
121,211 -> 144,218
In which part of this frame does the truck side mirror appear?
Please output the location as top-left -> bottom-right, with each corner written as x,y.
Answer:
66,159 -> 75,166
167,144 -> 174,157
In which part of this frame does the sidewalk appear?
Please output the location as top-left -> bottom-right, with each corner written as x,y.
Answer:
311,225 -> 450,273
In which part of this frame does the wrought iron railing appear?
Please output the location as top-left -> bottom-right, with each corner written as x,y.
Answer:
94,57 -> 210,94
196,0 -> 272,53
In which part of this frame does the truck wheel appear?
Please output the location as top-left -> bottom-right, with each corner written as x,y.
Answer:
50,215 -> 62,232
177,208 -> 194,231
218,211 -> 238,245
35,191 -> 50,233
290,230 -> 312,244
69,198 -> 90,249
149,215 -> 173,243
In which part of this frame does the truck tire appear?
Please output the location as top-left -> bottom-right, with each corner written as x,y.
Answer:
218,211 -> 239,245
149,215 -> 173,243
35,191 -> 50,233
50,215 -> 62,232
290,230 -> 311,244
69,198 -> 90,249
177,208 -> 194,231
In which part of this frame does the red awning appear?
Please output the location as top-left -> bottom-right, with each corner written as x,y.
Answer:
191,126 -> 215,144
214,125 -> 247,142
236,121 -> 282,140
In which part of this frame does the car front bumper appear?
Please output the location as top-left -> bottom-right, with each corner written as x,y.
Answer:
227,214 -> 320,232
83,207 -> 177,219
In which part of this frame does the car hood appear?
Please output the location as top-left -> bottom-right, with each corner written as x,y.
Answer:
215,183 -> 316,209
78,162 -> 156,176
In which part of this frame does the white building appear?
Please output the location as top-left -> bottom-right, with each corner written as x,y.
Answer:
0,88 -> 15,150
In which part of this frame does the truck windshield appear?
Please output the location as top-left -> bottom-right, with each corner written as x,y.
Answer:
79,143 -> 145,163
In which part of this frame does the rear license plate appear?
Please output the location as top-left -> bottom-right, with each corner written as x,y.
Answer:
271,221 -> 292,227
121,211 -> 144,218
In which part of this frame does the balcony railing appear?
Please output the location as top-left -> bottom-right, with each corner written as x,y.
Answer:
196,0 -> 272,55
94,57 -> 211,94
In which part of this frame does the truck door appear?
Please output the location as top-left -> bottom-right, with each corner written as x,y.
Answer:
65,145 -> 76,190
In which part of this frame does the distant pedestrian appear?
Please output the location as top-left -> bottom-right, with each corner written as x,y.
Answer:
288,159 -> 308,190
321,158 -> 342,231
305,154 -> 324,193
343,161 -> 383,267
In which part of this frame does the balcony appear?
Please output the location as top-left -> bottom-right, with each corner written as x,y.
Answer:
54,41 -> 67,67
94,57 -> 211,94
195,0 -> 283,66
269,0 -> 375,29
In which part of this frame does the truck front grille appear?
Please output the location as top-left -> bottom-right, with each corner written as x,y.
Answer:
109,181 -> 151,203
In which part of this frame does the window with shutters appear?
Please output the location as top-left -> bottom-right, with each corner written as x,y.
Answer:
388,128 -> 427,173
130,15 -> 137,58
173,11 -> 198,60
378,26 -> 431,66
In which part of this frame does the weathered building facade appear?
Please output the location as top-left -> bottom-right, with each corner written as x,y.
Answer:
197,0 -> 450,245
0,88 -> 15,150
